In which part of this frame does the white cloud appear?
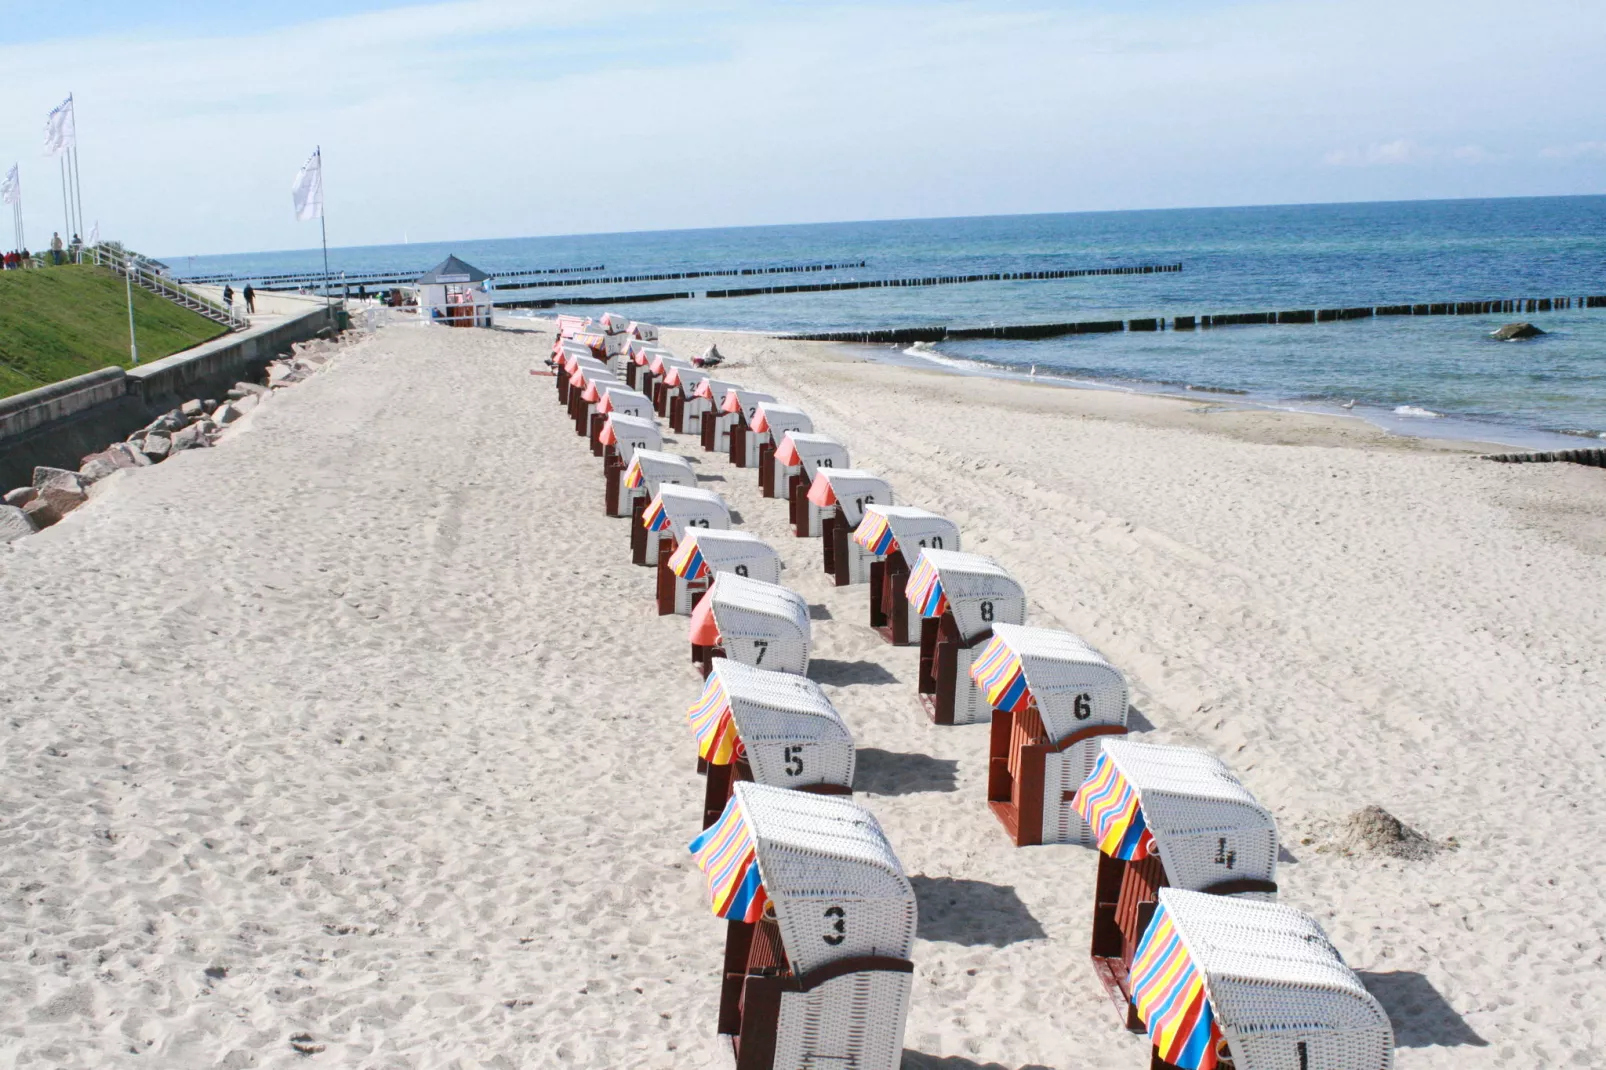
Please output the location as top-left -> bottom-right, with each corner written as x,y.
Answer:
1322,141 -> 1499,167
1539,141 -> 1606,160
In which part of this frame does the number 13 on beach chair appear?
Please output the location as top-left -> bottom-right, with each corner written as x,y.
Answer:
907,549 -> 1026,725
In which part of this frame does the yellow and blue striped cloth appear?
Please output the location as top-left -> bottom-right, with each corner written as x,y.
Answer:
1130,905 -> 1222,1069
689,795 -> 768,923
905,555 -> 948,618
1071,751 -> 1154,860
686,674 -> 738,765
970,635 -> 1031,714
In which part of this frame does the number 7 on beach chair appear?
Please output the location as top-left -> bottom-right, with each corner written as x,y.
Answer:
689,572 -> 811,679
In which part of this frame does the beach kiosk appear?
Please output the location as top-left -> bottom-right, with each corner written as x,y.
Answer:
806,469 -> 894,585
639,485 -> 731,572
1069,740 -> 1278,1032
1126,888 -> 1392,1070
970,623 -> 1130,847
601,414 -> 662,515
907,549 -> 1026,725
748,404 -> 814,492
416,255 -> 493,328
662,530 -> 783,616
689,572 -> 811,678
690,783 -> 916,1070
712,388 -> 776,460
589,385 -> 654,455
779,434 -> 851,527
622,449 -> 696,534
855,506 -> 961,646
686,659 -> 854,826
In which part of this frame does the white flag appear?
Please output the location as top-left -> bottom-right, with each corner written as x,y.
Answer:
44,96 -> 76,158
0,165 -> 18,206
88,221 -> 100,246
291,148 -> 323,222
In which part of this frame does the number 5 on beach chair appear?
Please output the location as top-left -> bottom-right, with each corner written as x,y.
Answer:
689,572 -> 811,679
907,549 -> 1026,725
805,469 -> 893,586
661,529 -> 782,616
855,505 -> 960,646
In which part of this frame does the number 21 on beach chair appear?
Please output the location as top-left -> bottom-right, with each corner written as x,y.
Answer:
690,783 -> 916,1070
907,549 -> 1026,725
856,505 -> 960,646
620,448 -> 694,526
777,433 -> 849,527
640,485 -> 731,577
720,387 -> 777,466
806,469 -> 893,586
601,414 -> 661,516
685,658 -> 854,827
1125,888 -> 1392,1070
689,572 -> 811,679
749,404 -> 813,496
1070,739 -> 1279,1033
661,529 -> 782,616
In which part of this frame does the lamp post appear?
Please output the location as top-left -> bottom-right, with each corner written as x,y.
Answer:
125,255 -> 139,365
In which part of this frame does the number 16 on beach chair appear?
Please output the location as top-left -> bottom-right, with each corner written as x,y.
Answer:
689,572 -> 811,679
690,783 -> 916,1070
661,529 -> 782,616
907,549 -> 1026,725
855,505 -> 961,646
1069,739 -> 1278,1033
806,469 -> 893,586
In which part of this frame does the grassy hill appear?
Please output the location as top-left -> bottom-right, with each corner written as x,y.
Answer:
0,265 -> 228,399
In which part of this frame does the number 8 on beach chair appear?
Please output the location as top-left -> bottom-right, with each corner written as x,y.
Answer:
661,529 -> 783,616
686,658 -> 854,827
601,413 -> 662,515
856,505 -> 961,646
1127,888 -> 1392,1070
690,783 -> 916,1070
907,549 -> 1026,725
778,433 -> 850,528
1071,739 -> 1279,1033
742,403 -> 812,477
689,572 -> 811,679
620,448 -> 695,527
805,469 -> 893,585
720,388 -> 776,466
639,485 -> 731,575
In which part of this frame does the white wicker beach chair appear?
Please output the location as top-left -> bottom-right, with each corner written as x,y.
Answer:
690,782 -> 915,1070
806,469 -> 894,586
628,320 -> 659,341
668,365 -> 712,433
571,327 -> 609,361
686,657 -> 854,824
660,529 -> 783,616
648,354 -> 694,416
1071,738 -> 1279,1032
623,338 -> 671,383
558,350 -> 610,410
1128,888 -> 1392,1070
641,484 -> 731,575
717,388 -> 776,462
855,505 -> 961,646
589,385 -> 654,454
778,433 -> 851,531
620,448 -> 696,522
747,403 -> 814,494
693,378 -> 741,450
690,572 -> 811,678
601,413 -> 662,515
907,548 -> 1026,725
597,311 -> 630,356
569,363 -> 622,437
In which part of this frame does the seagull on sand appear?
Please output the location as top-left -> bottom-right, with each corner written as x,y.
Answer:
1341,398 -> 1356,410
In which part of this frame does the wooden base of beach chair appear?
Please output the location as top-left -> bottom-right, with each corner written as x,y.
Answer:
1090,851 -> 1165,1033
869,557 -> 914,645
827,519 -> 859,587
917,615 -> 991,725
557,372 -> 571,405
625,362 -> 639,389
604,453 -> 624,516
589,413 -> 605,456
757,442 -> 776,496
988,719 -> 1128,847
788,475 -> 821,538
693,642 -> 726,679
630,496 -> 649,565
670,395 -> 686,432
701,411 -> 718,452
656,539 -> 678,615
640,370 -> 656,403
654,379 -> 670,416
728,421 -> 750,467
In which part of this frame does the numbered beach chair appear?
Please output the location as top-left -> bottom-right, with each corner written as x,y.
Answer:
690,783 -> 916,1070
1070,740 -> 1277,1032
624,339 -> 671,387
749,404 -> 814,494
661,530 -> 783,616
640,484 -> 731,573
572,326 -> 610,361
621,449 -> 696,530
602,414 -> 662,515
726,391 -> 788,469
807,470 -> 893,585
969,623 -> 1130,847
908,549 -> 1026,725
719,388 -> 777,463
558,348 -> 605,407
554,340 -> 593,402
686,658 -> 854,826
597,311 -> 630,356
568,364 -> 618,435
689,572 -> 811,678
590,385 -> 654,455
1128,888 -> 1392,1070
695,378 -> 741,451
856,506 -> 961,646
628,320 -> 659,342
650,354 -> 694,415
779,433 -> 851,529
668,365 -> 711,433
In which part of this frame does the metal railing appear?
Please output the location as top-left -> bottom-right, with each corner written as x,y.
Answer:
89,245 -> 250,331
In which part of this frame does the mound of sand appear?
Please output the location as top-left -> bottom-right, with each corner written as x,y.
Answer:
1339,805 -> 1442,860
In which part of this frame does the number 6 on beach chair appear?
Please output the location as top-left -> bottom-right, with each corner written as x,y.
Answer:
685,658 -> 855,827
689,572 -> 811,679
690,783 -> 916,1070
639,485 -> 731,575
661,529 -> 783,616
907,549 -> 1026,725
1070,739 -> 1279,1033
856,505 -> 961,646
1126,888 -> 1392,1070
806,469 -> 893,586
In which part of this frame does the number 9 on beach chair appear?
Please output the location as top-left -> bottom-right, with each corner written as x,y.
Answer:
856,505 -> 960,646
620,448 -> 695,525
628,319 -> 658,341
686,658 -> 854,826
639,484 -> 731,575
1128,888 -> 1392,1070
690,783 -> 916,1070
1070,739 -> 1279,1033
601,414 -> 662,516
749,404 -> 814,496
661,529 -> 783,616
721,388 -> 777,466
806,469 -> 893,586
777,433 -> 850,528
907,549 -> 1026,725
689,572 -> 811,678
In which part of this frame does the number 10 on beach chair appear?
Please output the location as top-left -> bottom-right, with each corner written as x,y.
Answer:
690,783 -> 916,1070
661,529 -> 782,616
689,572 -> 812,679
855,505 -> 961,646
907,549 -> 1026,725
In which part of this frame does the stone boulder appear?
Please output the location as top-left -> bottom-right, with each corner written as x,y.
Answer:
145,410 -> 184,434
212,402 -> 240,426
171,424 -> 207,452
3,486 -> 36,507
25,479 -> 88,527
0,504 -> 36,543
108,442 -> 151,468
233,393 -> 260,416
181,399 -> 205,419
78,455 -> 121,485
32,466 -> 81,492
143,432 -> 172,461
1492,322 -> 1545,341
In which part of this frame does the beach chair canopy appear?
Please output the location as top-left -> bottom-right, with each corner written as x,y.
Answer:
563,349 -> 608,374
644,485 -> 730,540
687,658 -> 854,787
573,328 -> 609,356
628,320 -> 659,341
669,529 -> 782,586
651,353 -> 692,378
555,314 -> 590,338
691,572 -> 811,674
671,364 -> 711,396
597,384 -> 654,418
776,432 -> 850,479
972,622 -> 1126,741
1073,739 -> 1278,892
751,403 -> 813,439
806,469 -> 893,527
721,388 -> 776,422
559,339 -> 594,361
577,373 -> 621,404
906,548 -> 1026,639
626,338 -> 670,363
853,505 -> 959,563
624,449 -> 696,498
694,377 -> 740,402
1133,888 -> 1392,1070
598,311 -> 630,334
601,413 -> 661,464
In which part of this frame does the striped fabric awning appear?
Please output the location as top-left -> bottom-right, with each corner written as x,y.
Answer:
906,555 -> 949,618
668,536 -> 709,580
689,794 -> 768,923
806,471 -> 837,508
624,455 -> 646,489
853,512 -> 897,557
1130,905 -> 1223,1070
643,497 -> 673,532
970,635 -> 1031,715
1072,751 -> 1155,860
686,673 -> 739,764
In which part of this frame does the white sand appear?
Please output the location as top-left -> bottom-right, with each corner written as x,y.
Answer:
2,317 -> 1602,1069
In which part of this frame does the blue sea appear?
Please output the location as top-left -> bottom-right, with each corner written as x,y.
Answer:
170,196 -> 1606,447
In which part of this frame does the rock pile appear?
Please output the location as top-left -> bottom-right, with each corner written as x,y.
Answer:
0,340 -> 342,543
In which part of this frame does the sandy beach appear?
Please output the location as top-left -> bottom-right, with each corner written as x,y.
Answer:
2,316 -> 1603,1069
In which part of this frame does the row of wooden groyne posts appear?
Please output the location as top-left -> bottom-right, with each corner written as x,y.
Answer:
543,312 -> 1397,1070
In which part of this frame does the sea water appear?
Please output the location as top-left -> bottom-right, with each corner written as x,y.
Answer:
172,196 -> 1606,444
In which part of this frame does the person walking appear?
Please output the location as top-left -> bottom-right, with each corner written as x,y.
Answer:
223,284 -> 234,310
243,284 -> 256,313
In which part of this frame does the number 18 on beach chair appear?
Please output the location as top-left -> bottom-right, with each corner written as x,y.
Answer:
1126,888 -> 1392,1070
856,505 -> 960,646
685,658 -> 855,826
689,572 -> 811,679
907,549 -> 1026,725
661,529 -> 783,615
805,469 -> 893,586
690,783 -> 916,1070
1071,739 -> 1278,1033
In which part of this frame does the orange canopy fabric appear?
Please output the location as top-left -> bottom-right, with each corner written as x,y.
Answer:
775,434 -> 801,466
721,390 -> 743,414
689,594 -> 720,645
806,470 -> 837,508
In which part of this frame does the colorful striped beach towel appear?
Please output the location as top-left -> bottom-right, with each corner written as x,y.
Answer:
970,635 -> 1031,715
689,795 -> 768,923
686,673 -> 738,764
1072,751 -> 1154,860
906,554 -> 949,618
1130,905 -> 1222,1069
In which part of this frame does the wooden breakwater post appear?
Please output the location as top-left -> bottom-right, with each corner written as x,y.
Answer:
1483,447 -> 1605,467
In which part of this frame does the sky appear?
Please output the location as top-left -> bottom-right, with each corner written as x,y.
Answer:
0,0 -> 1602,258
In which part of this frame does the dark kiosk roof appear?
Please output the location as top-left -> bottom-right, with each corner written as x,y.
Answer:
416,255 -> 489,284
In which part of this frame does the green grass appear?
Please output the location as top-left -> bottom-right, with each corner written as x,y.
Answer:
0,264 -> 229,399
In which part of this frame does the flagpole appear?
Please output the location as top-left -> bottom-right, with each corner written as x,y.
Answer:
59,157 -> 70,257
318,146 -> 331,315
69,96 -> 84,245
